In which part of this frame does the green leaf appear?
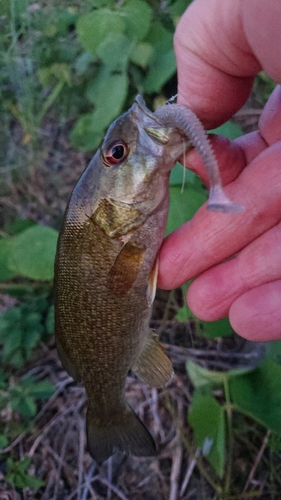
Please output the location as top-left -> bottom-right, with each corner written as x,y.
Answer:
188,391 -> 225,477
166,185 -> 207,235
9,225 -> 58,280
229,359 -> 281,434
200,318 -> 234,339
170,0 -> 193,21
24,379 -> 55,400
20,473 -> 45,490
22,326 -> 42,351
210,121 -> 243,140
266,340 -> 281,365
176,304 -> 192,323
187,360 -> 224,389
0,239 -> 17,281
96,33 -> 132,71
46,305 -> 55,335
176,280 -> 234,338
72,64 -> 129,151
86,67 -> 128,114
4,218 -> 36,236
169,162 -> 196,186
121,0 -> 152,41
186,359 -> 253,389
0,369 -> 8,390
144,48 -> 176,93
11,394 -> 37,417
145,20 -> 173,52
74,52 -> 96,75
144,21 -> 176,92
0,434 -> 8,449
0,299 -> 49,367
5,457 -> 44,489
10,377 -> 54,417
77,9 -> 125,55
70,113 -> 103,151
129,42 -> 153,68
38,63 -> 71,86
91,0 -> 115,7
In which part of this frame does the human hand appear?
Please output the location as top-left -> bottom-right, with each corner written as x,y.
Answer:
158,0 -> 281,341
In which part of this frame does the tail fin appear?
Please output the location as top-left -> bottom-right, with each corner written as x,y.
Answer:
86,404 -> 157,464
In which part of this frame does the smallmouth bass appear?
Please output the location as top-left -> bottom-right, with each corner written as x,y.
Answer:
54,95 -> 242,464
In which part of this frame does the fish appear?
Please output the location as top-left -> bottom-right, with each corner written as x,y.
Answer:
54,95 -> 243,464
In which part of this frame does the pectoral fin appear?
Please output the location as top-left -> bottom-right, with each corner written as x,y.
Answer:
107,241 -> 146,295
132,336 -> 173,388
147,256 -> 158,307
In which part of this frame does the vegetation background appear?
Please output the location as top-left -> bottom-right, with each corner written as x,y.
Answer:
0,0 -> 280,498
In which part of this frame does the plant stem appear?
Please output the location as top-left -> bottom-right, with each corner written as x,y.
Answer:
165,394 -> 223,495
38,80 -> 65,124
223,374 -> 234,496
0,283 -> 35,292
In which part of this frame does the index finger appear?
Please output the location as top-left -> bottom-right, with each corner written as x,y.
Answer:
175,0 -> 281,128
158,141 -> 281,290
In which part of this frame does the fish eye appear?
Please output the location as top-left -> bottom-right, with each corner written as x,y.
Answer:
103,140 -> 128,166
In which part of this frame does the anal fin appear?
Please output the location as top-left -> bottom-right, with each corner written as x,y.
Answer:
132,336 -> 173,388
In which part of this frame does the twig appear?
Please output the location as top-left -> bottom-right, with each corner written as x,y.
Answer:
81,463 -> 97,500
223,375 -> 234,495
45,445 -> 71,472
95,476 -> 129,500
242,430 -> 271,496
34,375 -> 74,423
52,422 -> 73,500
28,397 -> 85,457
156,290 -> 175,337
142,386 -> 166,442
169,399 -> 184,500
106,456 -> 113,500
180,448 -> 200,496
67,469 -> 98,500
77,416 -> 85,500
169,439 -> 183,500
235,109 -> 262,117
0,432 -> 26,455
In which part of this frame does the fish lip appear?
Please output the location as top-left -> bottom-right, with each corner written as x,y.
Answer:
132,95 -> 163,130
134,95 -> 162,125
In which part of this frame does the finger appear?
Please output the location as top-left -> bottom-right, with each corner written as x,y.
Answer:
182,84 -> 281,182
158,142 -> 281,289
175,0 -> 281,126
259,85 -> 281,145
229,281 -> 281,341
183,131 -> 266,185
186,221 -> 281,321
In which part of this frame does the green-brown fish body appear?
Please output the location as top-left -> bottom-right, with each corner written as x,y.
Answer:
55,96 -> 242,464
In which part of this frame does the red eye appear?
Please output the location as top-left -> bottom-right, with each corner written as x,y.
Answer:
103,141 -> 128,166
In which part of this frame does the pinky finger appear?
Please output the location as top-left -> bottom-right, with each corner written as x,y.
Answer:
229,281 -> 281,341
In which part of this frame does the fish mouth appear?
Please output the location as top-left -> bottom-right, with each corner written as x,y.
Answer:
133,95 -> 172,146
134,95 -> 162,125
